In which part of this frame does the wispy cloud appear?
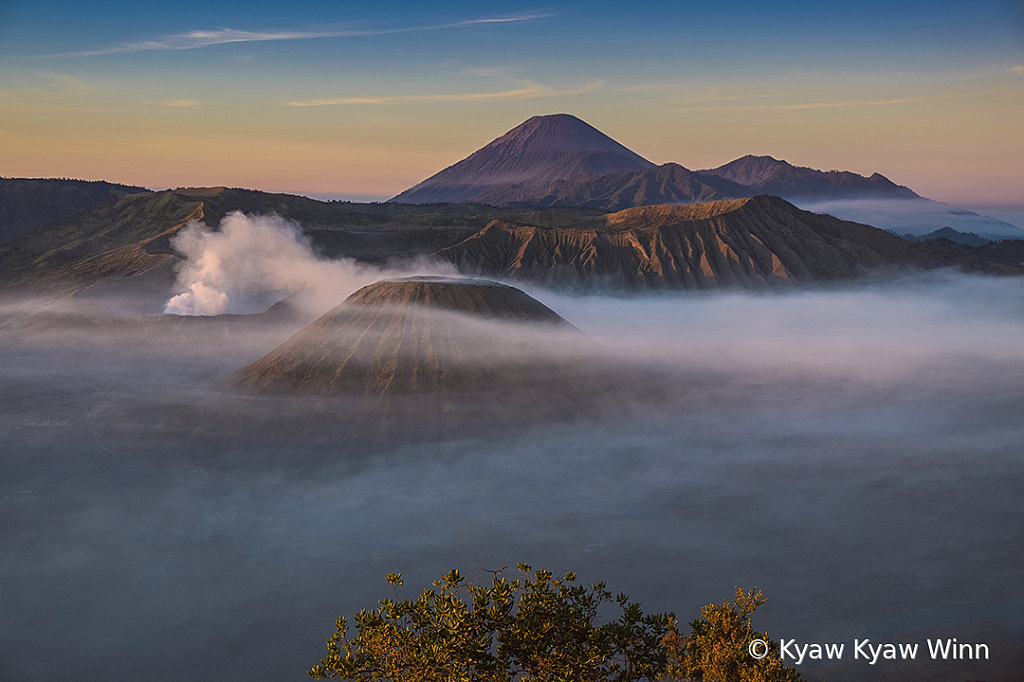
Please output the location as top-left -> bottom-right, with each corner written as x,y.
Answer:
49,12 -> 553,57
42,72 -> 96,92
675,97 -> 918,113
159,100 -> 203,107
765,97 -> 915,110
1012,65 -> 1024,74
287,80 -> 602,107
460,66 -> 516,78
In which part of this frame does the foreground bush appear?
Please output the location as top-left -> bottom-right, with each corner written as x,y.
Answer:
663,587 -> 802,682
309,564 -> 800,681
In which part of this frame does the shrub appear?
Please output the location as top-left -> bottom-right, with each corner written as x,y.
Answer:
309,566 -> 800,682
662,587 -> 801,682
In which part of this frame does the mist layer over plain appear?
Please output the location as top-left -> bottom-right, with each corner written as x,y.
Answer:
1,273 -> 1022,682
797,197 -> 1024,241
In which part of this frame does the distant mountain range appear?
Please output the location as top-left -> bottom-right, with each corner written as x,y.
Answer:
902,227 -> 990,247
388,114 -> 1022,241
2,114 -> 1019,253
389,114 -> 920,209
1,113 -> 1022,306
797,197 -> 1024,242
2,186 -> 1017,310
700,154 -> 919,201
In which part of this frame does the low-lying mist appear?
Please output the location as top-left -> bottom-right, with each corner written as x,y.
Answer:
2,272 -> 1022,682
797,197 -> 1024,240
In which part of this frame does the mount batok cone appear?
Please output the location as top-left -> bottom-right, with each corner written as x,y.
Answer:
235,277 -> 578,397
231,277 -> 663,441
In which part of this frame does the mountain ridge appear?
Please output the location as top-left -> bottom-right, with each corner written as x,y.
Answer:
3,187 -> 1020,302
432,195 -> 1022,290
701,154 -> 920,200
0,177 -> 149,246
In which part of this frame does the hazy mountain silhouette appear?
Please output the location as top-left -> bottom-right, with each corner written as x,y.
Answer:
902,227 -> 990,247
390,114 -> 655,204
915,236 -> 1024,267
701,154 -> 920,200
799,197 -> 1024,242
390,115 -> 927,210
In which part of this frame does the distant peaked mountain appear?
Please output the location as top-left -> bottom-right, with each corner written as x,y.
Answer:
702,155 -> 919,201
902,226 -> 990,247
390,114 -> 655,204
391,116 -> 925,210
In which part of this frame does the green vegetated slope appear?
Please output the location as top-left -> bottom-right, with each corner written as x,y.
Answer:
0,177 -> 149,246
0,186 -> 606,290
0,191 -> 204,290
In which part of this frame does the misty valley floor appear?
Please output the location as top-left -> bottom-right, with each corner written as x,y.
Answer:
2,274 -> 1023,682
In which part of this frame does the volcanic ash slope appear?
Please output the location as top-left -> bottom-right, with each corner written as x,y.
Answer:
231,278 -> 666,442
236,277 -> 575,395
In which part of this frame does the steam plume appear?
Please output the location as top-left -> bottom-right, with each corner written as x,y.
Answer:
163,211 -> 453,317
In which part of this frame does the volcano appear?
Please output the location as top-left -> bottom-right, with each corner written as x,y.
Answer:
389,114 -> 655,205
389,115 -> 935,211
229,277 -> 660,441
233,277 -> 579,397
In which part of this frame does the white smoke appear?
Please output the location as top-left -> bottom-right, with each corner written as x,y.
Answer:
163,211 -> 454,317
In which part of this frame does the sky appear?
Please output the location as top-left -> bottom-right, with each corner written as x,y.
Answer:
0,0 -> 1022,206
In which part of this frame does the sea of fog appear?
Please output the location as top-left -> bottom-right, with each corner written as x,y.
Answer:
796,197 -> 1024,241
2,272 -> 1023,682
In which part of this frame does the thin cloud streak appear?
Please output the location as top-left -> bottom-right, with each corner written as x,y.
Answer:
287,81 -> 603,106
674,97 -> 918,112
47,12 -> 554,57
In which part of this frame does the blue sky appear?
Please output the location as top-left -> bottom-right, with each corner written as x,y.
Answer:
1,1 -> 1021,204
